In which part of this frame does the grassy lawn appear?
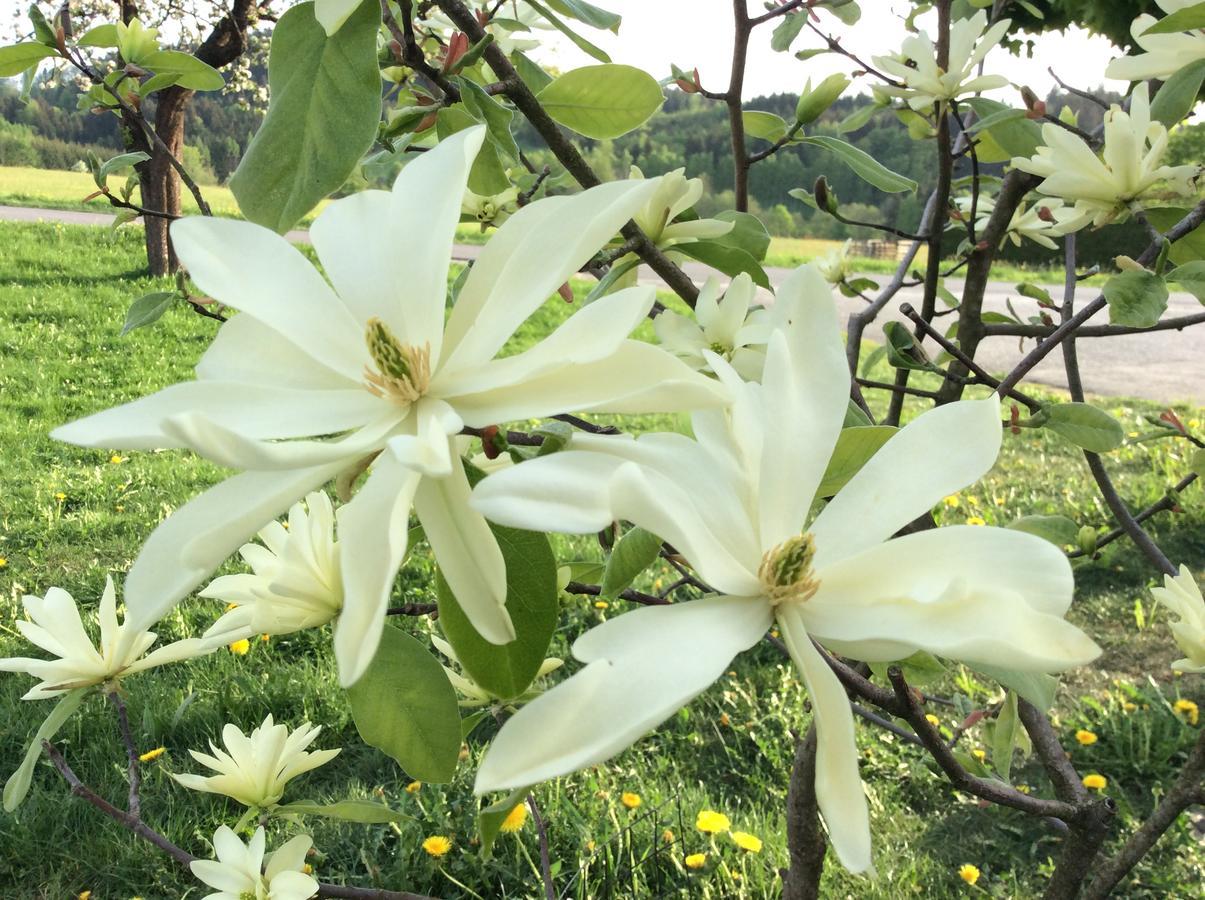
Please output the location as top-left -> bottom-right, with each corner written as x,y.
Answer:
0,221 -> 1201,899
0,165 -> 1096,286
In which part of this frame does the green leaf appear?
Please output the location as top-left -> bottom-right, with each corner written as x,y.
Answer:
964,98 -> 1042,162
714,210 -> 770,261
584,256 -> 639,303
1191,447 -> 1205,477
461,709 -> 488,739
437,463 -> 558,700
837,102 -> 879,134
478,788 -> 531,859
543,0 -> 621,31
273,798 -> 412,823
798,135 -> 917,193
1141,2 -> 1205,35
142,49 -> 224,91
1006,515 -> 1079,547
1150,58 -> 1205,127
1165,260 -> 1205,302
1145,207 -> 1205,265
1104,269 -> 1169,328
4,689 -> 88,811
770,12 -> 808,51
28,5 -> 56,46
230,0 -> 382,233
98,151 -> 150,182
977,665 -> 1057,711
511,50 -> 554,93
990,691 -> 1020,781
536,64 -> 663,139
601,526 -> 662,599
524,0 -> 611,62
1016,282 -> 1052,305
437,106 -> 510,195
1043,403 -> 1125,453
121,291 -> 178,335
882,321 -> 935,371
674,240 -> 770,288
844,399 -> 874,427
815,426 -> 897,497
742,109 -> 788,143
0,42 -> 57,77
870,651 -> 946,687
346,626 -> 461,783
76,24 -> 119,47
457,76 -> 520,162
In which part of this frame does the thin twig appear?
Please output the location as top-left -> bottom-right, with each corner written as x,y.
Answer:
108,691 -> 142,819
527,794 -> 556,900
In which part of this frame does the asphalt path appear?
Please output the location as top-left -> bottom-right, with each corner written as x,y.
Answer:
3,204 -> 1201,404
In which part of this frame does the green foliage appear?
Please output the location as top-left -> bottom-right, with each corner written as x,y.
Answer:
3,689 -> 87,811
0,42 -> 57,77
1150,59 -> 1205,127
347,625 -> 461,783
1006,514 -> 1081,548
1041,402 -> 1126,453
120,290 -> 178,336
797,135 -> 917,193
273,798 -> 411,823
1104,269 -> 1170,328
229,0 -> 382,232
601,526 -> 662,599
536,64 -> 664,139
815,426 -> 897,498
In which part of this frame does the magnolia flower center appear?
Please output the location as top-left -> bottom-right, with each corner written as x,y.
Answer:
759,533 -> 820,606
364,317 -> 431,404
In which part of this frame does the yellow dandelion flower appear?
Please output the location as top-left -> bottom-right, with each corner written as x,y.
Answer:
967,496 -> 980,507
55,492 -> 66,501
731,831 -> 762,853
695,809 -> 730,833
1082,773 -> 1107,790
78,892 -> 91,900
966,516 -> 986,526
621,792 -> 642,810
421,835 -> 452,858
662,828 -> 675,844
593,600 -> 609,610
406,781 -> 422,793
303,864 -> 313,875
958,863 -> 980,885
684,853 -> 707,870
1075,729 -> 1098,745
719,713 -> 730,727
585,840 -> 596,852
925,714 -> 940,726
943,495 -> 960,508
0,558 -> 7,568
971,748 -> 986,762
138,747 -> 166,763
109,454 -> 126,464
500,803 -> 527,833
1173,699 -> 1199,725
1122,701 -> 1137,712
228,638 -> 250,655
770,629 -> 780,639
1016,784 -> 1031,794
260,633 -> 270,642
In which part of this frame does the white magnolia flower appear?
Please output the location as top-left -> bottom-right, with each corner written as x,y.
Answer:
190,826 -> 317,900
1011,84 -> 1200,227
1152,565 -> 1205,673
872,11 -> 1011,110
813,239 -> 854,284
462,187 -> 519,230
173,714 -> 340,808
53,127 -> 725,687
0,578 -> 210,700
432,632 -> 563,706
652,274 -> 780,381
201,492 -> 342,643
629,166 -> 733,250
954,195 -> 1087,250
471,264 -> 1100,872
1105,0 -> 1205,82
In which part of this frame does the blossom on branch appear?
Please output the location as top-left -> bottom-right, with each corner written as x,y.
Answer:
1105,0 -> 1205,82
1152,564 -> 1205,673
470,264 -> 1100,873
52,127 -> 726,687
954,196 -> 1084,250
1010,84 -> 1200,228
0,578 -> 210,700
872,11 -> 1011,110
190,826 -> 317,900
172,714 -> 339,808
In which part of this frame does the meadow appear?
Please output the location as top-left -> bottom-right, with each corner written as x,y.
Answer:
0,220 -> 1201,899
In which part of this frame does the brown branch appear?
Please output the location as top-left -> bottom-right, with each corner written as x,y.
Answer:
527,794 -> 556,900
1067,473 -> 1198,559
563,581 -> 670,607
983,311 -> 1205,338
107,691 -> 141,819
781,726 -> 827,900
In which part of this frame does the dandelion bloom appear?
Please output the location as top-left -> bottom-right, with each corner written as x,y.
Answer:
500,803 -> 527,833
1075,729 -> 1098,745
138,747 -> 166,763
731,831 -> 762,853
1082,773 -> 1108,790
695,810 -> 730,834
959,863 -> 981,885
405,781 -> 422,794
684,853 -> 707,870
422,836 -> 452,858
621,792 -> 642,809
925,714 -> 940,726
228,638 -> 251,655
1173,699 -> 1199,726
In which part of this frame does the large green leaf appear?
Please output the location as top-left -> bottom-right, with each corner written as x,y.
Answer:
437,106 -> 510,196
770,11 -> 808,51
536,64 -> 663,139
1042,403 -> 1125,453
815,426 -> 897,497
543,0 -> 621,31
1165,260 -> 1205,302
1006,514 -> 1079,547
798,135 -> 917,193
1104,269 -> 1169,328
601,526 -> 661,599
436,463 -> 558,700
524,0 -> 611,61
142,49 -> 224,91
273,798 -> 412,823
0,42 -> 56,77
346,626 -> 461,783
1150,58 -> 1205,127
230,0 -> 381,232
4,689 -> 87,811
742,110 -> 788,143
964,98 -> 1042,162
714,210 -> 771,260
675,240 -> 770,288
1146,207 -> 1205,265
1141,2 -> 1205,34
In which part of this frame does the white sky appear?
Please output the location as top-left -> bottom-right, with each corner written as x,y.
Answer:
528,0 -> 1131,100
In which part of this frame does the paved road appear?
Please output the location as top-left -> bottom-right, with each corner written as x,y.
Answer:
4,204 -> 1202,404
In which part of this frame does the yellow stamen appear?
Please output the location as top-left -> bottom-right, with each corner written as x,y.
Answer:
364,318 -> 431,404
759,533 -> 820,606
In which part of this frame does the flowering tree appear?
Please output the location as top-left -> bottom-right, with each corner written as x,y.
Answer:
1,0 -> 1203,897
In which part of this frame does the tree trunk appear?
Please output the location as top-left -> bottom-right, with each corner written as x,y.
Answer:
141,86 -> 192,275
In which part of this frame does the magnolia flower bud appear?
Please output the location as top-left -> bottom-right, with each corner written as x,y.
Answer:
795,73 -> 850,125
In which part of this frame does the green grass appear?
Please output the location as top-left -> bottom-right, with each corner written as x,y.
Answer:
0,221 -> 1202,899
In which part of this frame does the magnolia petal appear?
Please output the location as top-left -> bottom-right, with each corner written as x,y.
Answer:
777,607 -> 873,874
757,266 -> 849,551
475,595 -> 772,791
384,398 -> 462,478
333,451 -> 422,687
314,0 -> 361,34
810,395 -> 1002,569
449,340 -> 729,426
271,870 -> 322,900
123,462 -> 347,631
415,461 -> 513,645
805,526 -> 1100,671
440,178 -> 662,371
171,217 -> 364,379
126,637 -> 215,674
189,859 -> 252,894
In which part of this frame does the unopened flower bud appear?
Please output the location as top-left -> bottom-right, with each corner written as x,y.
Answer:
1114,255 -> 1145,272
814,176 -> 837,214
